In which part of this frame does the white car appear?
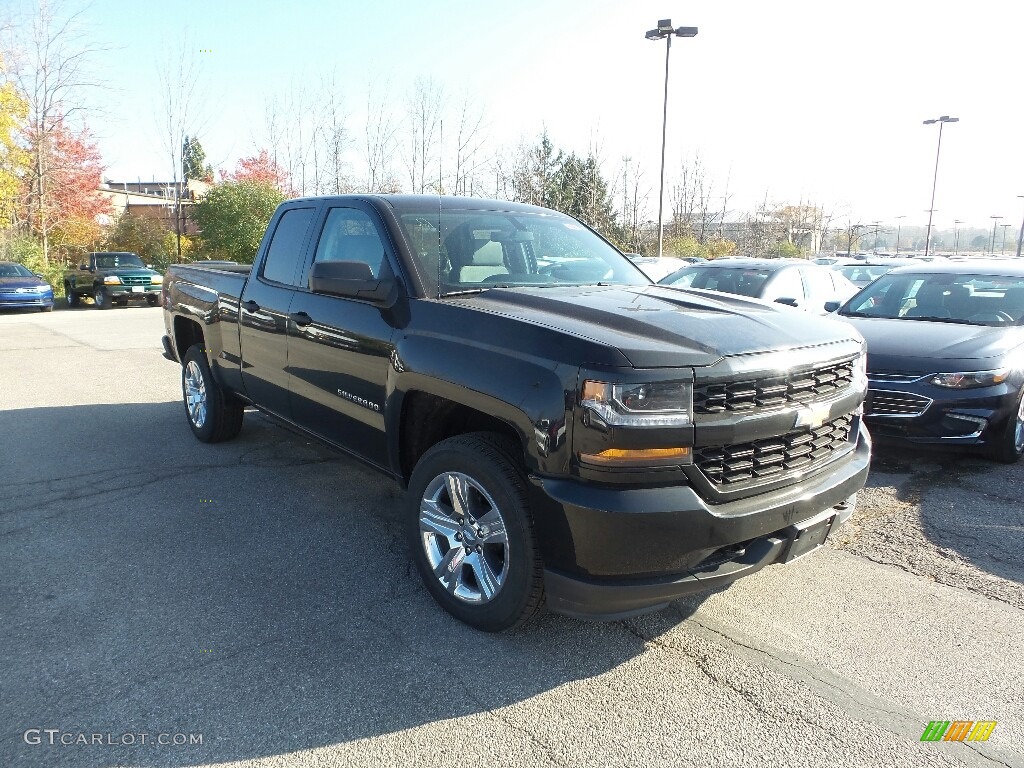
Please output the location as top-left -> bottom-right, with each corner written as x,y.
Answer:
628,255 -> 692,282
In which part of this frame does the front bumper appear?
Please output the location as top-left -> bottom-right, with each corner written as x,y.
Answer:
0,294 -> 54,309
106,285 -> 161,300
864,380 -> 1020,448
532,423 -> 870,621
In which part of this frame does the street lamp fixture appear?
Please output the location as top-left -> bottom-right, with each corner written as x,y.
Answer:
990,215 -> 1002,254
646,18 -> 698,258
922,115 -> 959,258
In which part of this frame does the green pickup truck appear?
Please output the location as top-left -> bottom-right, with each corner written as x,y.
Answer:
64,252 -> 163,309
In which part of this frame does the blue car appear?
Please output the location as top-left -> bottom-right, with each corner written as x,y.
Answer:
0,262 -> 55,312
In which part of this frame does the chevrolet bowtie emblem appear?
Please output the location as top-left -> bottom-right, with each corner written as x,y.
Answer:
794,404 -> 830,429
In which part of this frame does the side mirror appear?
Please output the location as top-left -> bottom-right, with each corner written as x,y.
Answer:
146,264 -> 154,269
824,300 -> 841,313
774,297 -> 799,307
34,272 -> 45,279
79,263 -> 89,271
309,261 -> 395,305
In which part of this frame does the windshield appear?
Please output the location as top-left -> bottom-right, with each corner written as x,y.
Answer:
394,210 -> 649,296
661,266 -> 773,298
0,263 -> 34,278
840,273 -> 1024,326
95,253 -> 145,269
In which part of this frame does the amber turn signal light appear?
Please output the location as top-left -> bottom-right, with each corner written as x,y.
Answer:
580,446 -> 691,465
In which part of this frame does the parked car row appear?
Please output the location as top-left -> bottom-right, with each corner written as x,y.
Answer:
0,252 -> 164,314
646,253 -> 1024,463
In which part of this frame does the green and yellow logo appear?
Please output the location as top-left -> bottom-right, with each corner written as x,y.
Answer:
920,721 -> 997,742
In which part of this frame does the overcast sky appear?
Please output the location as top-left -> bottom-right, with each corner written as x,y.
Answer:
10,0 -> 1024,232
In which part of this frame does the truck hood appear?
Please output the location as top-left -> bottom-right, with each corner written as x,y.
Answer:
841,315 -> 1024,372
449,285 -> 861,368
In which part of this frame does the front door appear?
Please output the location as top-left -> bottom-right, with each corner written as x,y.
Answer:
287,204 -> 399,469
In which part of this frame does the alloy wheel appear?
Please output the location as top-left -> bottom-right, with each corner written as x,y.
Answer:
419,471 -> 509,604
183,360 -> 208,429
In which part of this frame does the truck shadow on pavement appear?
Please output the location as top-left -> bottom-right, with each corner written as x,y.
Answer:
859,442 -> 1024,598
1,402 -> 709,768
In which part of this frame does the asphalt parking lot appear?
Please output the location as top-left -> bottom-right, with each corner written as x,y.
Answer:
1,305 -> 1022,768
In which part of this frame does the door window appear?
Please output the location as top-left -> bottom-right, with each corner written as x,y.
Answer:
261,207 -> 315,286
313,208 -> 386,278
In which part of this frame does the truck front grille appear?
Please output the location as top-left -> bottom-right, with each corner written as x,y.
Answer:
864,389 -> 931,417
120,275 -> 150,286
694,414 -> 854,487
694,359 -> 854,415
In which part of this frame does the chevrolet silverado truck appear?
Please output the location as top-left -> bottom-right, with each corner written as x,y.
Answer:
161,195 -> 871,632
65,251 -> 163,308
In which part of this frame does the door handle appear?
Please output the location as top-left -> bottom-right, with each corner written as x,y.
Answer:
241,299 -> 260,313
289,311 -> 313,327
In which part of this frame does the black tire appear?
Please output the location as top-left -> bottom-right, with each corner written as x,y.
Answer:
39,305 -> 53,312
407,432 -> 544,632
65,285 -> 79,307
991,387 -> 1024,464
146,294 -> 160,307
94,287 -> 111,309
181,344 -> 244,443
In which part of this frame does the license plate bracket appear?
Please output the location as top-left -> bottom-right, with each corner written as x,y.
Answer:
131,286 -> 144,293
782,513 -> 836,563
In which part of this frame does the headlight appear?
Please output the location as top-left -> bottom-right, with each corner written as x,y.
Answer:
150,275 -> 162,284
581,380 -> 692,427
853,347 -> 868,392
103,276 -> 122,285
929,369 -> 1010,389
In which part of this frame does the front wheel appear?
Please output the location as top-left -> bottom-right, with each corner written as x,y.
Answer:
991,387 -> 1024,464
181,345 -> 244,443
94,287 -> 111,309
65,284 -> 79,307
407,433 -> 544,632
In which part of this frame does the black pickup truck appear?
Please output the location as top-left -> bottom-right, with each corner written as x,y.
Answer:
162,195 -> 870,631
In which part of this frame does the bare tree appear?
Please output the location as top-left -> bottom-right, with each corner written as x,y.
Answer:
9,0 -> 105,263
451,92 -> 487,196
156,35 -> 205,261
318,73 -> 350,194
363,78 -> 398,193
403,77 -> 443,194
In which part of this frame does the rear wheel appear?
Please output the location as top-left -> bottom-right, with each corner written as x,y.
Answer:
65,284 -> 79,307
94,287 -> 110,309
181,345 -> 244,443
992,387 -> 1024,464
407,432 -> 544,632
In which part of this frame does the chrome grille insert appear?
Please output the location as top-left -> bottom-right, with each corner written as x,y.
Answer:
864,389 -> 931,417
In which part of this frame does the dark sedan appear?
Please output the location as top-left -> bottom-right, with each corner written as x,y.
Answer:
838,261 -> 1024,462
659,258 -> 858,314
0,262 -> 54,312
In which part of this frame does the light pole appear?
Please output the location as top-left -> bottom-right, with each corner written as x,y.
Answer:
1016,195 -> 1024,259
922,115 -> 959,258
894,215 -> 906,254
953,219 -> 963,256
646,19 -> 698,258
990,215 -> 1002,254
1000,223 -> 1012,255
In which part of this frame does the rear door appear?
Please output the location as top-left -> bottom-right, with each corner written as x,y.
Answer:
238,204 -> 317,417
286,203 -> 400,469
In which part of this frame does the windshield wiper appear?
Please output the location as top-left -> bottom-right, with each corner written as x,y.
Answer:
901,316 -> 972,324
439,288 -> 489,297
839,311 -> 879,318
